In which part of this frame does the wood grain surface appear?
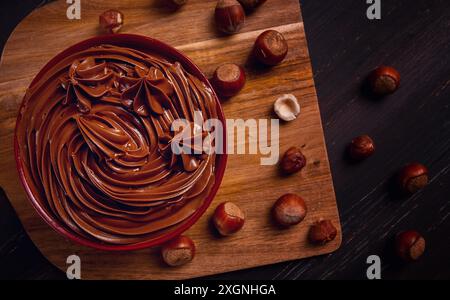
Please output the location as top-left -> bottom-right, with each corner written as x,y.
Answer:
0,0 -> 341,279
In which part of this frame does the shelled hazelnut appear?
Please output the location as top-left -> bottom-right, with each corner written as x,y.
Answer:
161,235 -> 196,267
348,135 -> 375,161
398,163 -> 428,194
395,230 -> 425,261
99,9 -> 124,34
273,94 -> 300,122
272,193 -> 307,227
215,0 -> 246,34
308,220 -> 337,245
213,202 -> 245,236
368,66 -> 400,95
211,63 -> 246,98
253,30 -> 288,66
280,147 -> 306,174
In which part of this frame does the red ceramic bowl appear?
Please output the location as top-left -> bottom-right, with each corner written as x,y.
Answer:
14,34 -> 227,251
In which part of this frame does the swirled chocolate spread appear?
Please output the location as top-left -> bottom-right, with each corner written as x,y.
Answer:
16,45 -> 219,245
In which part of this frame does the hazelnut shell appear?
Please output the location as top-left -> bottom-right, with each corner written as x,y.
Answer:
253,30 -> 288,66
272,193 -> 307,227
213,202 -> 245,236
161,235 -> 196,267
398,163 -> 428,193
211,63 -> 246,98
368,66 -> 400,95
348,135 -> 375,160
215,0 -> 246,34
395,230 -> 425,261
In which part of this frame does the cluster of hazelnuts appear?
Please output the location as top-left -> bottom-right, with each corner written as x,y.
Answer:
278,148 -> 338,244
160,202 -> 246,266
211,0 -> 288,99
162,72 -> 428,265
99,0 -> 268,36
346,66 -> 428,262
348,66 -> 429,197
161,198 -> 337,267
161,143 -> 339,267
210,27 -> 288,98
99,1 -> 287,101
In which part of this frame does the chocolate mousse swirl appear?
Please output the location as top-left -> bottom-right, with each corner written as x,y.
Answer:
16,45 -> 219,245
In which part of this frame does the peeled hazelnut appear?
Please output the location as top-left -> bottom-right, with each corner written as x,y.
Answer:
398,163 -> 428,194
280,147 -> 306,174
211,63 -> 246,98
215,0 -> 246,34
99,9 -> 124,34
272,193 -> 307,227
395,230 -> 425,261
213,202 -> 245,236
368,66 -> 400,95
348,135 -> 375,161
253,30 -> 288,66
161,235 -> 196,267
274,94 -> 300,121
237,0 -> 267,11
308,220 -> 337,245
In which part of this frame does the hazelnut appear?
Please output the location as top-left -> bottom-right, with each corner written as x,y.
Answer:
348,135 -> 375,160
272,193 -> 307,227
161,235 -> 196,267
215,0 -> 246,34
211,63 -> 246,98
213,202 -> 245,236
280,147 -> 306,174
237,0 -> 267,11
368,66 -> 400,95
253,30 -> 288,66
274,94 -> 300,122
99,9 -> 124,34
398,163 -> 428,194
395,230 -> 425,261
308,220 -> 337,244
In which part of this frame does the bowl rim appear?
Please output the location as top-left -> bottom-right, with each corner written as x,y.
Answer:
13,33 -> 228,251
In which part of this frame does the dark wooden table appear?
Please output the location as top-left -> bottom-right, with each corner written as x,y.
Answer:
1,0 -> 449,280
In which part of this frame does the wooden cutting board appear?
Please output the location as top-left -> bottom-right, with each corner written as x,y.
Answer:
0,0 -> 341,279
